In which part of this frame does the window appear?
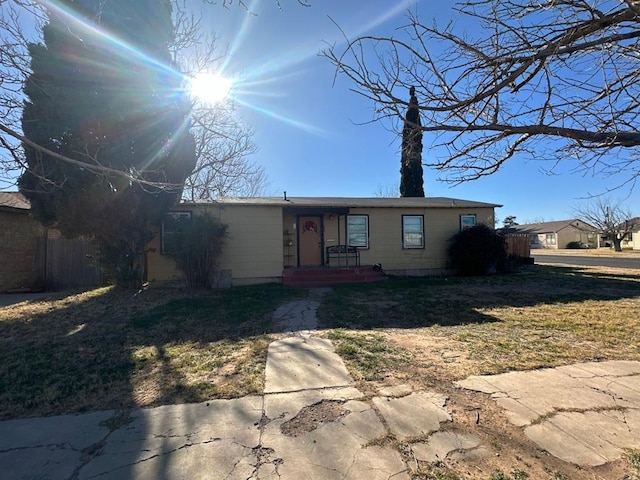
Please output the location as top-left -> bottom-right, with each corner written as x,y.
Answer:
347,215 -> 369,248
460,214 -> 476,231
402,215 -> 424,249
545,233 -> 556,245
162,211 -> 192,254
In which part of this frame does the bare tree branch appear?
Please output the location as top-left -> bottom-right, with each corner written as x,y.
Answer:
323,0 -> 640,188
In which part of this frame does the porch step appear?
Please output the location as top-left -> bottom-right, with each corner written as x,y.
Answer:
282,266 -> 386,287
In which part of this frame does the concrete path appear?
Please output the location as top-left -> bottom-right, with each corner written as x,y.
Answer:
457,360 -> 640,467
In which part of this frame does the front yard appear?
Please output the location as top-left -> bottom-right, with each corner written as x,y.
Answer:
2,263 -> 640,479
0,263 -> 638,422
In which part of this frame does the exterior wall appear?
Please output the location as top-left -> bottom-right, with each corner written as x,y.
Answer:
314,207 -> 494,273
147,204 -> 284,286
557,225 -> 598,249
0,210 -> 44,291
633,232 -> 640,250
531,233 -> 557,249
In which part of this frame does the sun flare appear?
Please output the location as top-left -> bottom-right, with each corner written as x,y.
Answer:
189,72 -> 234,104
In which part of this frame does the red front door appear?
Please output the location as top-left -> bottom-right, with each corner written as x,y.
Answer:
298,216 -> 322,266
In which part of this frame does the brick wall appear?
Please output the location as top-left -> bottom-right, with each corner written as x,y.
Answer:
0,210 -> 45,291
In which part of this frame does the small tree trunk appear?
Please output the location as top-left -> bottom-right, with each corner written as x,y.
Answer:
613,239 -> 623,252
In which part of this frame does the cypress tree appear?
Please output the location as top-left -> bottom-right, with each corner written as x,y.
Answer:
19,0 -> 196,287
399,86 -> 425,197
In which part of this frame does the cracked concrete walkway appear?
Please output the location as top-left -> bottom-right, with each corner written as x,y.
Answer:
457,360 -> 640,467
3,292 -> 640,478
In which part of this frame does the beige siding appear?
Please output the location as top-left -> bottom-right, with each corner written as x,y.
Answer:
147,204 -> 283,286
345,207 -> 495,273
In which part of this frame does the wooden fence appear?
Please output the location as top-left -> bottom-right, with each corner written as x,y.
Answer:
504,234 -> 531,258
37,236 -> 103,291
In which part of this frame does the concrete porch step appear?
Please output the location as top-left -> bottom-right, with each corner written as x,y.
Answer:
282,266 -> 386,287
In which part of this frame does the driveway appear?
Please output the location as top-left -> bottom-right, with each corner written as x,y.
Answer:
0,292 -> 53,308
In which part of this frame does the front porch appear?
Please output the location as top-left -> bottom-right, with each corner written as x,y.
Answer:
282,265 -> 386,287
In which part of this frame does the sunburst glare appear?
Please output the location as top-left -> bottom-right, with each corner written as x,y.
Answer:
189,72 -> 235,105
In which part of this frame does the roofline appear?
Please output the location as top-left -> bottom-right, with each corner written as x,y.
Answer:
177,196 -> 502,209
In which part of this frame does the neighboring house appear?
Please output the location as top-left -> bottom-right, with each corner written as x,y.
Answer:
0,192 -> 102,292
146,196 -> 500,286
502,219 -> 599,249
0,191 -> 46,291
620,217 -> 640,250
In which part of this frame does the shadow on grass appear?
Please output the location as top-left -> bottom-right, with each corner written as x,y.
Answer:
0,283 -> 305,421
317,264 -> 640,330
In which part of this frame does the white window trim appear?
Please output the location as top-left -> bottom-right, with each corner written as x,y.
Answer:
346,214 -> 369,249
402,215 -> 425,249
460,214 -> 477,231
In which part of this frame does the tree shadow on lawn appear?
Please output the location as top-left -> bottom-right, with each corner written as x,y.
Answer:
317,264 -> 640,330
0,284 -> 305,421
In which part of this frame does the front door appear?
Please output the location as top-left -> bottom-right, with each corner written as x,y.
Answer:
298,216 -> 322,266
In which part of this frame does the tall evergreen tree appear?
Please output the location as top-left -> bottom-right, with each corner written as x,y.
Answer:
19,0 -> 196,287
400,86 -> 424,197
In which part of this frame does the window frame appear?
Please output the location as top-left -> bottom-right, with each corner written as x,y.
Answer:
460,214 -> 477,231
545,233 -> 556,245
346,214 -> 369,249
402,215 -> 425,249
161,211 -> 192,254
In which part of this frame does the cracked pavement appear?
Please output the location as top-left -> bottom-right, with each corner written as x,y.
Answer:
456,360 -> 640,466
2,292 -> 640,478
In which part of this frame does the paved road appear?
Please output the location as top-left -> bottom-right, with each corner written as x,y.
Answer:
533,254 -> 640,270
0,292 -> 53,307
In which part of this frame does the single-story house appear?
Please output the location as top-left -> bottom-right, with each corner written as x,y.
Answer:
146,196 -> 501,287
501,219 -> 599,249
620,217 -> 640,250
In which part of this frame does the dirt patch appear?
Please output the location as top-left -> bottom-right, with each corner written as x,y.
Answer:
280,400 -> 350,436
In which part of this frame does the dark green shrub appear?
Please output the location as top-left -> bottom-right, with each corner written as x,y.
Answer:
165,212 -> 228,289
448,224 -> 507,276
566,241 -> 585,249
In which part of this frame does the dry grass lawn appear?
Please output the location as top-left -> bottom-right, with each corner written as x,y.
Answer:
0,284 -> 303,419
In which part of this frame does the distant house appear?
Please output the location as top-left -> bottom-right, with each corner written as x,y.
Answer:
501,219 -> 599,249
146,196 -> 501,287
620,217 -> 640,250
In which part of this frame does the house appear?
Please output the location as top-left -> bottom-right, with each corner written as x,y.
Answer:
0,191 -> 46,291
502,219 -> 600,249
146,196 -> 501,287
620,217 -> 640,250
0,192 -> 102,292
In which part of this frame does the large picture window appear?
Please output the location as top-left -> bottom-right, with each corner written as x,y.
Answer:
162,211 -> 192,254
402,215 -> 424,249
347,215 -> 369,248
460,214 -> 477,231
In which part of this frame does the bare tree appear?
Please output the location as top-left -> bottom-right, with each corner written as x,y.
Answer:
0,1 -> 43,188
184,104 -> 267,199
0,0 -> 275,192
373,182 -> 400,198
323,0 -> 640,189
173,0 -> 267,200
574,197 -> 638,251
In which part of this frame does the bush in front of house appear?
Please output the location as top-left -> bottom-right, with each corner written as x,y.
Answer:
166,212 -> 228,289
448,224 -> 507,276
566,241 -> 586,249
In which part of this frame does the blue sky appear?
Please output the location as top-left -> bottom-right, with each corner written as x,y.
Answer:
190,0 -> 640,225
